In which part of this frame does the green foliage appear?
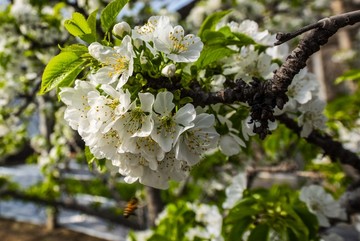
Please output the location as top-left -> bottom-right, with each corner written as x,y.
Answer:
0,176 -> 20,191
40,51 -> 88,94
129,201 -> 198,241
26,178 -> 60,200
326,93 -> 360,129
335,69 -> 360,84
0,122 -> 27,161
224,185 -> 319,241
85,146 -> 107,172
262,124 -> 319,162
306,161 -> 350,198
64,12 -> 95,43
198,10 -> 232,39
100,0 -> 129,32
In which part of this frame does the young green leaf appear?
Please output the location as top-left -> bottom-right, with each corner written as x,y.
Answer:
226,216 -> 253,241
85,146 -> 96,171
60,44 -> 89,56
335,69 -> 360,84
87,9 -> 98,42
195,45 -> 235,69
64,12 -> 91,36
100,0 -> 129,33
64,12 -> 95,43
198,9 -> 232,39
40,52 -> 87,94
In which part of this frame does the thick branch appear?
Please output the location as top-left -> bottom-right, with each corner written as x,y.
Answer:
276,115 -> 360,172
0,190 -> 145,230
271,11 -> 360,109
146,11 -> 360,139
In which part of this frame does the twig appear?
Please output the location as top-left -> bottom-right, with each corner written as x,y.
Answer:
275,10 -> 360,45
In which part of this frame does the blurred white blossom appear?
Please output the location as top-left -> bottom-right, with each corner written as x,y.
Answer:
300,185 -> 346,227
223,172 -> 247,209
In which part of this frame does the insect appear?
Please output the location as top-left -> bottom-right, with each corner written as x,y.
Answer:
123,197 -> 139,218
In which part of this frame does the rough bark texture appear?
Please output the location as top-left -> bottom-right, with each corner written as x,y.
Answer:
145,186 -> 164,227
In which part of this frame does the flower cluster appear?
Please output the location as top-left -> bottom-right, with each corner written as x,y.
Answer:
60,16 -> 219,189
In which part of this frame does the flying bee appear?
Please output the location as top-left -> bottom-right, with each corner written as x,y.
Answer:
123,197 -> 139,218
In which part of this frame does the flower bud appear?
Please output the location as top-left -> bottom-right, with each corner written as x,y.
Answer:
161,64 -> 176,77
112,21 -> 131,38
140,51 -> 148,65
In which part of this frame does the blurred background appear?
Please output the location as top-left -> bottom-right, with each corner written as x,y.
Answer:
0,0 -> 360,240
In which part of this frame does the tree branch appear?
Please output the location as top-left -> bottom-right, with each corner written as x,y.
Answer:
276,114 -> 360,172
274,10 -> 360,45
0,190 -> 146,230
145,11 -> 360,139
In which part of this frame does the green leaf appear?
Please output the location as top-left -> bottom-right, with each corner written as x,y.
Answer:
64,12 -> 91,36
248,224 -> 269,241
60,44 -> 89,56
64,12 -> 95,43
226,216 -> 253,241
293,205 -> 318,240
202,31 -> 226,45
198,9 -> 232,39
225,197 -> 258,224
87,9 -> 98,42
195,45 -> 235,69
231,32 -> 257,46
148,234 -> 172,241
85,146 -> 96,171
100,0 -> 129,32
40,52 -> 87,94
335,69 -> 360,84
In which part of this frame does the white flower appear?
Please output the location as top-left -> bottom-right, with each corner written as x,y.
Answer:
223,46 -> 277,83
132,16 -> 171,43
119,136 -> 165,164
298,99 -> 327,137
266,43 -> 289,60
59,80 -> 97,136
86,85 -> 131,134
186,0 -> 222,28
210,74 -> 226,92
151,91 -> 196,152
85,129 -> 122,161
161,63 -> 176,77
140,151 -> 190,189
228,20 -> 276,45
218,115 -> 246,156
187,203 -> 224,240
114,151 -> 189,189
114,92 -> 154,138
223,172 -> 247,209
175,113 -> 220,166
219,134 -> 245,156
300,185 -> 346,227
88,35 -> 134,89
287,69 -> 318,105
274,69 -> 319,116
154,25 -> 204,62
112,21 -> 131,38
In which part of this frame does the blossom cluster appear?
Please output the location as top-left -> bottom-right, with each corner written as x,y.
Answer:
60,16 -> 219,189
210,19 -> 326,156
